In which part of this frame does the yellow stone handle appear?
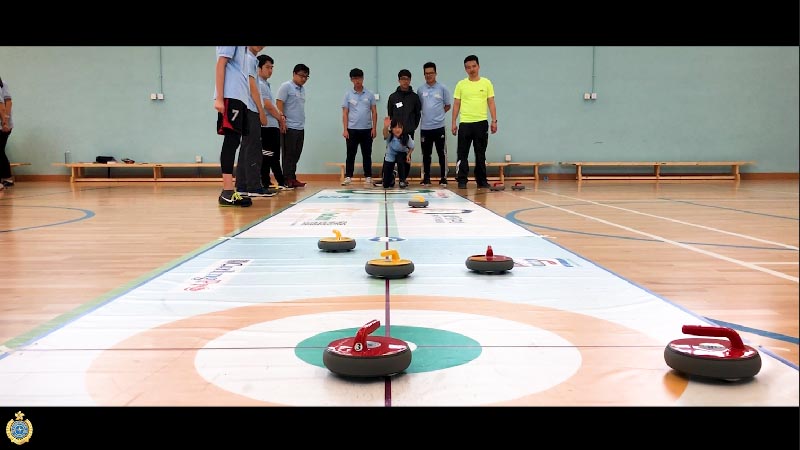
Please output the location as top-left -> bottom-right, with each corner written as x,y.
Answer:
380,249 -> 400,261
412,195 -> 425,202
331,229 -> 342,240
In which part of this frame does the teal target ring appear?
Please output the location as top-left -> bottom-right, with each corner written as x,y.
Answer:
296,325 -> 481,373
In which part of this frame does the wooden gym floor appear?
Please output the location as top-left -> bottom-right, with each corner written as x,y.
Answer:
0,179 -> 797,405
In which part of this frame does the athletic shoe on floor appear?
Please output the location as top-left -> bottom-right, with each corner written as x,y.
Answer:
219,191 -> 253,207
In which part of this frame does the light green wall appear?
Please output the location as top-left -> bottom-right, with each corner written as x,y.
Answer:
1,46 -> 797,176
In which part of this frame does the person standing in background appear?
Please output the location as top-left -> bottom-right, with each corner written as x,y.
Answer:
256,54 -> 290,191
384,69 -> 421,186
213,47 -> 253,207
236,46 -> 273,198
276,64 -> 310,188
381,117 -> 414,189
0,76 -> 15,189
341,68 -> 377,187
417,62 -> 452,186
451,54 -> 497,189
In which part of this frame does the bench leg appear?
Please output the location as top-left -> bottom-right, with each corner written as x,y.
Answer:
733,164 -> 740,181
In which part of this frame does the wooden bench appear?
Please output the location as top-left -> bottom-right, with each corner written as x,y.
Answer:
326,161 -> 553,184
561,161 -> 755,182
52,162 -> 227,182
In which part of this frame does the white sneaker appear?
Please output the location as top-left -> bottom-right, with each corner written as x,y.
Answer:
364,177 -> 372,186
341,177 -> 352,186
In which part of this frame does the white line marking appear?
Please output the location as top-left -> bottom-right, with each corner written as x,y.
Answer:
518,194 -> 799,283
545,192 -> 798,250
750,262 -> 799,265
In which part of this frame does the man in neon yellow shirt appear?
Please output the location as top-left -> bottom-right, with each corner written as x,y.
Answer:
451,54 -> 497,189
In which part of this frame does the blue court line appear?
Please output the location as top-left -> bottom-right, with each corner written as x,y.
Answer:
0,205 -> 95,232
0,185 -> 144,232
662,198 -> 799,221
507,210 -> 797,252
704,318 -> 800,345
503,208 -> 799,372
0,193 -> 309,357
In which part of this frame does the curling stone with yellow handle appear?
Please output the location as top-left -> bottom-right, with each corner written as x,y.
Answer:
318,229 -> 356,252
365,249 -> 415,279
408,195 -> 429,208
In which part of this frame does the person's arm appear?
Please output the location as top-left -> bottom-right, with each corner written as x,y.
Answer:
488,96 -> 497,134
405,138 -> 415,162
276,99 -> 287,133
382,116 -> 390,139
370,104 -> 378,139
413,95 -> 422,130
342,107 -> 349,139
264,97 -> 285,129
250,76 -> 267,125
444,86 -> 452,113
0,100 -> 8,132
214,57 -> 228,113
451,98 -> 461,135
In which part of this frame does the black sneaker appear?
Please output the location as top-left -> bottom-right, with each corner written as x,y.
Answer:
2,180 -> 14,187
439,179 -> 448,187
399,181 -> 408,189
219,192 -> 253,207
247,188 -> 277,197
458,182 -> 467,189
420,179 -> 431,186
477,183 -> 492,188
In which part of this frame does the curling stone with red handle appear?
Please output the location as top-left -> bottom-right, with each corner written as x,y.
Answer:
323,319 -> 412,377
465,245 -> 515,274
664,325 -> 762,380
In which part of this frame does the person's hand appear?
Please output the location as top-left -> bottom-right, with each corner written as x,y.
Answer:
384,116 -> 391,128
370,128 -> 377,139
451,124 -> 458,136
259,111 -> 268,126
343,130 -> 349,140
490,122 -> 497,134
1,123 -> 9,133
214,98 -> 225,114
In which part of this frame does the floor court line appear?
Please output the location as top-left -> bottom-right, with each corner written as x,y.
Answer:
1,188 -> 797,406
521,194 -> 799,282
542,191 -> 798,250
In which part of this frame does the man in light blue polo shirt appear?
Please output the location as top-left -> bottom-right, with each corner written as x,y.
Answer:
418,61 -> 452,186
214,46 -> 254,207
341,68 -> 378,186
276,64 -> 310,188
